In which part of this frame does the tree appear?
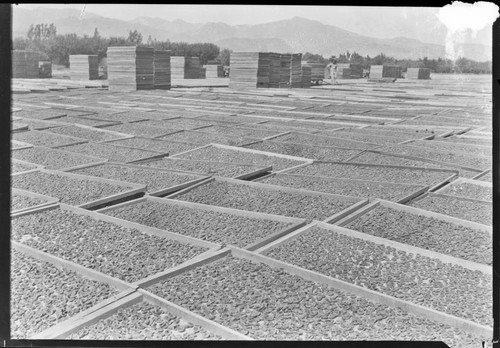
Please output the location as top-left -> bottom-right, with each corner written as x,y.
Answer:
302,52 -> 326,63
217,48 -> 232,66
337,52 -> 349,63
12,37 -> 27,50
198,43 -> 220,65
93,28 -> 100,38
349,52 -> 365,65
27,23 -> 57,42
147,35 -> 154,46
127,29 -> 143,45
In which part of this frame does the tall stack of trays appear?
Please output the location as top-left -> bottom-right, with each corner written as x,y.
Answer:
107,46 -> 154,91
198,67 -> 206,79
290,53 -> 303,88
301,64 -> 312,88
337,67 -> 352,79
69,55 -> 99,80
25,51 -> 47,78
153,50 -> 171,89
279,53 -> 292,88
229,52 -> 270,89
337,63 -> 363,78
171,56 -> 185,79
268,53 -> 281,88
370,65 -> 402,78
12,50 -> 27,78
304,62 -> 326,81
185,57 -> 205,79
406,67 -> 431,80
204,64 -> 224,78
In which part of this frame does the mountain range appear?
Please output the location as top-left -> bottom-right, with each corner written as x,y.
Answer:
12,6 -> 492,61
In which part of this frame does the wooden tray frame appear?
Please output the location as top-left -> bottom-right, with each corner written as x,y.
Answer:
345,149 -> 483,179
241,138 -> 367,162
57,142 -> 169,165
11,159 -> 44,175
434,177 -> 492,200
165,175 -> 369,224
30,269 -> 251,340
96,195 -> 307,251
11,169 -> 147,210
46,123 -> 136,141
115,243 -> 494,340
11,188 -> 59,217
171,143 -> 314,171
66,161 -> 210,197
472,169 -> 492,181
136,156 -> 273,180
158,128 -> 262,146
13,129 -> 90,149
99,122 -> 184,139
14,116 -> 67,131
11,145 -> 110,172
11,140 -> 33,150
252,172 -> 429,204
235,245 -> 492,338
270,130 -> 383,150
278,160 -> 459,192
254,220 -> 491,275
334,198 -> 492,236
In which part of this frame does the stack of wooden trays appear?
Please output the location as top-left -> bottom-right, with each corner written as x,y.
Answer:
337,67 -> 352,79
12,50 -> 27,78
185,57 -> 204,79
100,57 -> 108,80
171,56 -> 185,79
406,67 -> 431,80
268,53 -> 281,88
279,53 -> 292,88
153,50 -> 171,89
198,67 -> 206,79
290,53 -> 302,88
384,65 -> 402,78
369,65 -> 384,78
370,65 -> 402,78
69,55 -> 99,80
204,64 -> 224,78
39,60 -> 52,78
337,63 -> 363,78
25,51 -> 46,78
304,62 -> 326,81
107,46 -> 154,91
229,52 -> 270,89
301,64 -> 312,88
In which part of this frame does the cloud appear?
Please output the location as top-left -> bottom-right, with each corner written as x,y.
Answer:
438,1 -> 498,32
438,1 -> 498,60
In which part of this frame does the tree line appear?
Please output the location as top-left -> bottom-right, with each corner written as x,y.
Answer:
12,24 -> 226,67
302,51 -> 492,74
13,23 -> 491,74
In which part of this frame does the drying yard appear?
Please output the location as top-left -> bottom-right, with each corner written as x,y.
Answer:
10,74 -> 493,346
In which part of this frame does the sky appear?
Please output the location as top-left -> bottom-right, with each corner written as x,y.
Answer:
14,4 -> 440,26
14,3 -> 498,44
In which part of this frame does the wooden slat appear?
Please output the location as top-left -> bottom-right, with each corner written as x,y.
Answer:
133,247 -> 230,288
31,291 -> 143,339
12,241 -> 137,291
140,289 -> 253,340
61,203 -> 220,249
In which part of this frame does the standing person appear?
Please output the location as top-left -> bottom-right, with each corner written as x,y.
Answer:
326,58 -> 338,84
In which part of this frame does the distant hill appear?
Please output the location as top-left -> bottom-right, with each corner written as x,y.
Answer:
215,38 -> 293,53
313,7 -> 492,47
12,6 -> 492,61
